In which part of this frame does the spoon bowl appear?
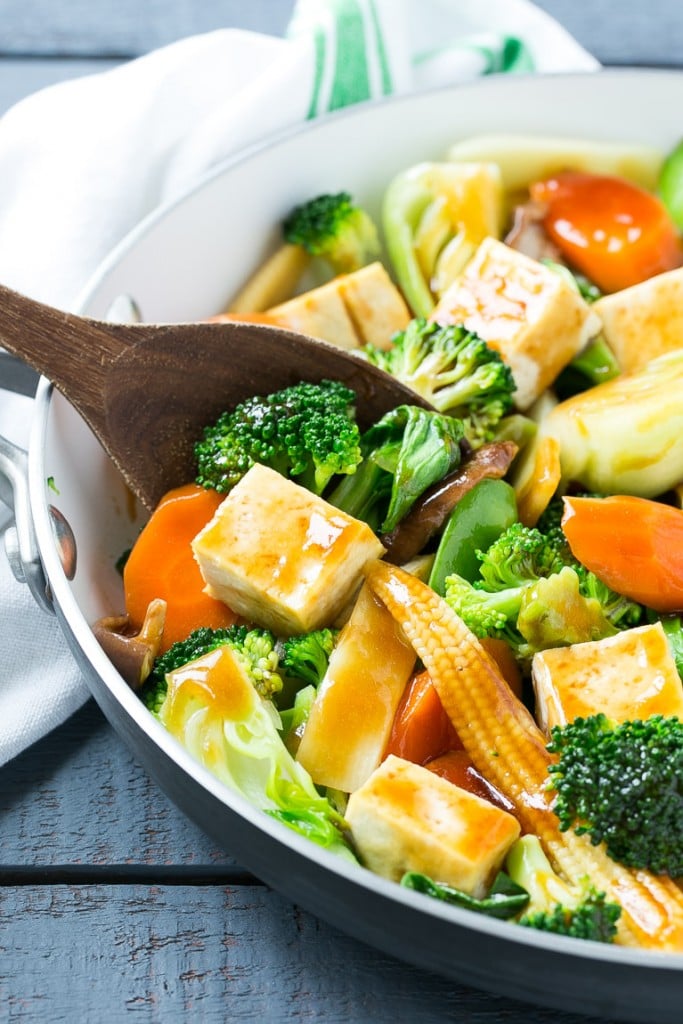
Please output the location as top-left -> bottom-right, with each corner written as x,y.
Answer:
0,282 -> 425,508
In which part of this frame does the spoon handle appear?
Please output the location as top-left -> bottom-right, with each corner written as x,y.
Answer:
0,282 -> 133,426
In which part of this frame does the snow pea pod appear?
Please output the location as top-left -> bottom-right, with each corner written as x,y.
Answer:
428,478 -> 517,595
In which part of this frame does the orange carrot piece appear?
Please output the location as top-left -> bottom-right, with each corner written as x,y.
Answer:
531,171 -> 683,293
425,750 -> 516,814
124,483 -> 238,652
562,493 -> 683,612
384,669 -> 461,766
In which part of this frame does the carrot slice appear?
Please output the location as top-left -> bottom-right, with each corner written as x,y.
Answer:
384,670 -> 461,766
425,750 -> 516,814
562,494 -> 683,612
124,483 -> 238,652
531,171 -> 683,293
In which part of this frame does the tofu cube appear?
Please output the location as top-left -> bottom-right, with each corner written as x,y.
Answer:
593,267 -> 683,374
269,276 -> 360,350
532,622 -> 683,734
346,755 -> 520,897
296,584 -> 416,793
431,237 -> 600,409
269,262 -> 410,350
192,464 -> 385,634
336,262 -> 411,349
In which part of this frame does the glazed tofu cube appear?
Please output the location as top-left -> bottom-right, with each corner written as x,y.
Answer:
593,267 -> 683,374
296,584 -> 416,792
335,262 -> 411,349
269,262 -> 410,350
269,277 -> 360,350
532,622 -> 683,734
431,237 -> 600,409
192,464 -> 385,634
346,755 -> 520,897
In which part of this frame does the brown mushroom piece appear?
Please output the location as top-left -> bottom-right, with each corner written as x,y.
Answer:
92,598 -> 167,689
504,198 -> 563,263
380,440 -> 518,565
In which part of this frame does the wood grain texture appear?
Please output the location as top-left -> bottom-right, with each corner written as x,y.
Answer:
0,0 -> 294,57
0,700 -> 234,866
0,286 -> 429,508
0,884 -> 618,1024
0,0 -> 682,67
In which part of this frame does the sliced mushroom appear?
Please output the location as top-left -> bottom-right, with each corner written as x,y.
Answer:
92,598 -> 167,689
504,199 -> 564,264
381,441 -> 518,565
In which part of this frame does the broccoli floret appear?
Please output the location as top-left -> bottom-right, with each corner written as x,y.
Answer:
444,572 -> 528,649
363,319 -> 516,447
521,891 -> 622,941
445,562 -> 619,664
575,569 -> 643,631
194,379 -> 362,495
476,521 -> 570,590
547,713 -> 683,876
140,673 -> 168,715
141,625 -> 283,710
506,835 -> 621,944
279,628 -> 338,688
444,521 -> 591,650
228,192 -> 379,312
327,404 -> 463,534
283,192 -> 380,274
445,520 -> 642,658
480,519 -> 642,630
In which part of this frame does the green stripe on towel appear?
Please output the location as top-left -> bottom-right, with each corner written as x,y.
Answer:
327,0 -> 372,111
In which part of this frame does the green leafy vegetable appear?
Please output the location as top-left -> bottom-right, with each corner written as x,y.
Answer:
400,871 -> 529,920
157,645 -> 356,861
328,404 -> 463,534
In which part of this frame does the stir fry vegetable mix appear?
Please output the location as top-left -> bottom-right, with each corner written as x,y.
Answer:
97,135 -> 683,951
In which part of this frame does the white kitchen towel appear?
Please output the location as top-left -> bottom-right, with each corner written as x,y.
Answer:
0,0 -> 597,765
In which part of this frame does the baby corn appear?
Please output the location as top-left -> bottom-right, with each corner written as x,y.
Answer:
365,560 -> 683,951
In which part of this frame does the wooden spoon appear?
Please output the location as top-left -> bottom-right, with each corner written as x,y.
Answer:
0,282 -> 426,510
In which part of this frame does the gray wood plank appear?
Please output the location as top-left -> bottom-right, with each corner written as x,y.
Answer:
0,1 -> 295,57
0,884 -> 616,1024
0,0 -> 682,67
0,700 -> 237,867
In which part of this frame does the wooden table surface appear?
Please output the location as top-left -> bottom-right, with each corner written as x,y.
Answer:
1,3 -> 682,1021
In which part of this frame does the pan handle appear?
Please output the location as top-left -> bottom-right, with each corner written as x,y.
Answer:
0,431 -> 55,614
0,355 -> 55,613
